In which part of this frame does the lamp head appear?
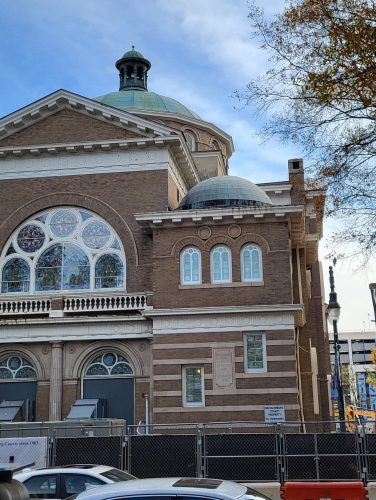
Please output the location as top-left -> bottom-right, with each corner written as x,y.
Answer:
327,291 -> 341,325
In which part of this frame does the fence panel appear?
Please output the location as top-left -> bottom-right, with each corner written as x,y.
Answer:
364,433 -> 376,481
53,436 -> 123,468
203,432 -> 279,481
283,430 -> 361,482
128,434 -> 197,478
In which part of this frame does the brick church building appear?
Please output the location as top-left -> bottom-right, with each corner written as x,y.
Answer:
0,48 -> 332,425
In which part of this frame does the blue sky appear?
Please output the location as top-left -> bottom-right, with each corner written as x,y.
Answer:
0,0 -> 374,331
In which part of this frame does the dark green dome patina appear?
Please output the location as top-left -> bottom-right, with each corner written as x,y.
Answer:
122,47 -> 145,59
178,176 -> 273,210
94,47 -> 202,120
93,91 -> 202,119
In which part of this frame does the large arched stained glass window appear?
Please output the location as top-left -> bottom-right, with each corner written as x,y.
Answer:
242,244 -> 262,281
35,243 -> 90,291
0,356 -> 36,380
1,207 -> 126,294
181,247 -> 201,284
2,258 -> 30,293
212,246 -> 231,283
85,352 -> 133,377
95,254 -> 124,289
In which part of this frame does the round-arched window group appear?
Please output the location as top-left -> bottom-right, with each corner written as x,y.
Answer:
181,244 -> 262,285
1,208 -> 126,294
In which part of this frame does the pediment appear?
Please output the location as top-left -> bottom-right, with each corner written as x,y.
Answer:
0,89 -> 175,149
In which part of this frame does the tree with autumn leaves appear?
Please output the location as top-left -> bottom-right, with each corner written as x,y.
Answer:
239,0 -> 376,264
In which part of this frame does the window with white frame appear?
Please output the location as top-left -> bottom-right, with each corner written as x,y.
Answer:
183,366 -> 204,406
242,244 -> 262,282
211,246 -> 231,283
245,333 -> 266,372
1,207 -> 126,294
185,132 -> 196,152
181,247 -> 201,284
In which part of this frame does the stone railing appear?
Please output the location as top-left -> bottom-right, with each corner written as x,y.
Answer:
0,293 -> 149,317
63,294 -> 147,312
0,299 -> 51,315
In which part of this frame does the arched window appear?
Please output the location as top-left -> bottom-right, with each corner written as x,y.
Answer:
212,246 -> 231,283
181,247 -> 201,284
85,352 -> 133,377
36,243 -> 90,291
136,66 -> 143,80
0,356 -> 36,380
242,244 -> 262,281
126,65 -> 134,78
2,258 -> 30,293
1,208 -> 126,294
95,254 -> 124,289
211,140 -> 220,150
185,132 -> 196,152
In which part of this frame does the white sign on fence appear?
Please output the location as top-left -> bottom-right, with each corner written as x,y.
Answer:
0,437 -> 48,469
264,405 -> 286,423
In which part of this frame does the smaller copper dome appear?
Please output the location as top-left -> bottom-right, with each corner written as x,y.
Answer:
178,176 -> 272,210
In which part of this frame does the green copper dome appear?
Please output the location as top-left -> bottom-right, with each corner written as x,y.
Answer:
178,176 -> 273,210
122,47 -> 145,59
96,47 -> 202,119
93,91 -> 202,120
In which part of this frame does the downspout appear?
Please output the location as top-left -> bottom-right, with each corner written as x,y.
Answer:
296,326 -> 306,433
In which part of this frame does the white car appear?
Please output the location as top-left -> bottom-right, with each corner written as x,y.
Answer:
67,477 -> 271,500
14,464 -> 136,500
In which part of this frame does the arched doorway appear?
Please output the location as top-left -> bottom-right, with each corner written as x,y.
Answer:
82,352 -> 134,425
0,355 -> 37,421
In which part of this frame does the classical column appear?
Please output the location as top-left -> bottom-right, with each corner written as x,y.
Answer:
49,341 -> 63,421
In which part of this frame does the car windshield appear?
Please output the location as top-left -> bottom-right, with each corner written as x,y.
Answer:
241,487 -> 272,500
100,469 -> 137,482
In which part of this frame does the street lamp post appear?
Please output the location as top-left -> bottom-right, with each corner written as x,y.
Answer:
328,266 -> 346,432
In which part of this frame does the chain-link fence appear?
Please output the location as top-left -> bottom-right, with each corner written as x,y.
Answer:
52,425 -> 125,469
1,420 -> 375,484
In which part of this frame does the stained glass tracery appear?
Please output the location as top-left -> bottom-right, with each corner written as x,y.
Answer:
1,208 -> 125,294
242,245 -> 261,281
17,225 -> 45,253
36,243 -> 90,291
2,258 -> 30,293
0,356 -> 36,380
50,210 -> 77,237
85,352 -> 133,377
212,246 -> 230,282
82,221 -> 111,249
95,254 -> 124,289
182,247 -> 200,284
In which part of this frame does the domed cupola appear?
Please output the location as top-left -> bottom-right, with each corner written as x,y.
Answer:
115,46 -> 151,92
178,176 -> 273,210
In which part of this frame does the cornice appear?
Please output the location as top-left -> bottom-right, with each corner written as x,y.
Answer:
134,205 -> 304,229
143,304 -> 303,317
0,89 -> 173,140
191,150 -> 226,176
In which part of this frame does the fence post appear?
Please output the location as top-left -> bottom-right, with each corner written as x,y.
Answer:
277,424 -> 285,485
313,427 -> 320,481
51,429 -> 57,467
196,425 -> 203,478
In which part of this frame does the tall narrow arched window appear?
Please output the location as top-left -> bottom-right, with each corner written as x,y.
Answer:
211,140 -> 220,150
242,244 -> 262,282
181,247 -> 201,284
2,258 -> 30,293
211,246 -> 231,283
95,254 -> 124,289
185,132 -> 196,152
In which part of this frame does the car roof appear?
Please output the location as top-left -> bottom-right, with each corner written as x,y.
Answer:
75,478 -> 247,500
14,465 -> 114,479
